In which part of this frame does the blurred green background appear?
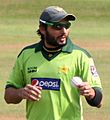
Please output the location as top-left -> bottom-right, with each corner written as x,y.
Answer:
0,0 -> 110,120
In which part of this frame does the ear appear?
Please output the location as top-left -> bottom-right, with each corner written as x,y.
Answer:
39,26 -> 46,35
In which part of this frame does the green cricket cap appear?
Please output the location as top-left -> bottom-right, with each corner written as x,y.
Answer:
40,6 -> 76,23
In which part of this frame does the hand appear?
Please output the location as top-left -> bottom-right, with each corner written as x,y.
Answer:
77,82 -> 95,100
19,84 -> 42,101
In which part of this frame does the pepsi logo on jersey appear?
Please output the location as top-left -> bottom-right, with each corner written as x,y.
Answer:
31,78 -> 61,91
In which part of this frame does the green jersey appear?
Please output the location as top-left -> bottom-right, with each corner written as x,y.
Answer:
6,39 -> 102,120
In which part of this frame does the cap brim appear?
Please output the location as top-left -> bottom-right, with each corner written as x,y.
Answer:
65,14 -> 76,21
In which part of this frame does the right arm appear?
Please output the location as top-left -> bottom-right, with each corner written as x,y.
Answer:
4,85 -> 42,104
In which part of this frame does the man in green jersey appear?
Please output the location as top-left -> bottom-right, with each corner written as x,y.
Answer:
4,6 -> 103,120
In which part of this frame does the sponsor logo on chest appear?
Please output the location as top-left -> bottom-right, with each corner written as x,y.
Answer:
31,78 -> 61,91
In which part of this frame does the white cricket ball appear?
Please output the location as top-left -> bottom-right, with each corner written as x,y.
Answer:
71,76 -> 82,87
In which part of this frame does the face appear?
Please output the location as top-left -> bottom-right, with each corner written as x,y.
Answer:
41,19 -> 70,48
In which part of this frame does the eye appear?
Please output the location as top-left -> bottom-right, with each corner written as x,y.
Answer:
52,24 -> 63,30
55,25 -> 62,30
50,22 -> 71,30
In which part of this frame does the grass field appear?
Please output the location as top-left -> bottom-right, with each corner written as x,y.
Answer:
0,0 -> 110,120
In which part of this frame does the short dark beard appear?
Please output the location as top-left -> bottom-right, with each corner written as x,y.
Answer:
45,30 -> 67,48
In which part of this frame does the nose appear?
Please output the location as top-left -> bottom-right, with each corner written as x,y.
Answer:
60,27 -> 67,34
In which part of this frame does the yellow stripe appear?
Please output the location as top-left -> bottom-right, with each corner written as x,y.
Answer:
43,46 -> 61,52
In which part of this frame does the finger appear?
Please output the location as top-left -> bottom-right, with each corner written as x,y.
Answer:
80,89 -> 90,96
22,84 -> 42,101
26,84 -> 42,94
27,93 -> 41,101
23,89 -> 41,101
30,89 -> 42,99
34,86 -> 42,94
